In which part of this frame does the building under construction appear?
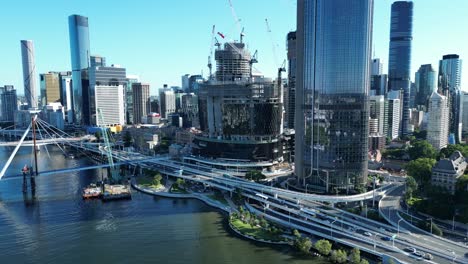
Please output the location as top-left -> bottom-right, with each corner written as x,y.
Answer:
195,42 -> 288,163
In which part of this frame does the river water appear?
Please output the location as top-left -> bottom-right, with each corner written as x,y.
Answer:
0,146 -> 327,264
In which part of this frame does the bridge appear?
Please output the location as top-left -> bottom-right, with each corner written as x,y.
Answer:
0,116 -> 466,264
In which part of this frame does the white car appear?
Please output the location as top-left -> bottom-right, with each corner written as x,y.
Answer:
364,232 -> 372,237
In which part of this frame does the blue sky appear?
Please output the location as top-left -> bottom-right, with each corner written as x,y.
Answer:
1,0 -> 467,95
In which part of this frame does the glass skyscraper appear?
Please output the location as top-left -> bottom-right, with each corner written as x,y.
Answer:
295,0 -> 373,193
388,1 -> 413,136
68,14 -> 90,125
439,54 -> 463,143
414,64 -> 437,111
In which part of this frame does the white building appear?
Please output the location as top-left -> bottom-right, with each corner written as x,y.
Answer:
95,85 -> 125,126
159,89 -> 176,119
45,102 -> 65,130
371,58 -> 383,76
431,151 -> 467,194
427,92 -> 449,150
385,97 -> 400,140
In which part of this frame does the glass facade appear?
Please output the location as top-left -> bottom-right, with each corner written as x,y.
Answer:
414,64 -> 436,111
68,14 -> 90,125
388,1 -> 413,135
439,54 -> 463,143
296,0 -> 373,193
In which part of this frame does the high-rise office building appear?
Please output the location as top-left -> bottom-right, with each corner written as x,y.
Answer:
462,92 -> 468,140
58,72 -> 73,124
295,0 -> 373,193
427,92 -> 449,150
370,74 -> 388,96
0,85 -> 18,122
132,83 -> 150,124
95,85 -> 125,126
385,98 -> 401,140
20,40 -> 38,109
159,89 -> 176,119
90,55 -> 106,67
414,64 -> 437,111
126,75 -> 140,124
179,93 -> 199,128
369,95 -> 385,151
286,31 -> 296,129
439,54 -> 463,143
388,1 -> 413,136
40,72 -> 61,107
88,64 -> 127,125
68,14 -> 91,125
188,75 -> 204,94
371,58 -> 383,76
196,42 -> 284,162
181,74 -> 190,92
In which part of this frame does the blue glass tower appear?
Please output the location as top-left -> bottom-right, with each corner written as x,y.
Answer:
68,14 -> 90,125
295,0 -> 373,193
388,1 -> 413,136
415,64 -> 437,110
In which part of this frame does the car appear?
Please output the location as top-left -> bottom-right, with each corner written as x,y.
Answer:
404,247 -> 416,253
364,232 -> 372,237
424,253 -> 433,260
413,251 -> 425,258
381,236 -> 392,241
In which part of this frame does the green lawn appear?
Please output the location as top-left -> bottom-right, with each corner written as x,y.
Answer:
136,176 -> 164,189
230,218 -> 287,242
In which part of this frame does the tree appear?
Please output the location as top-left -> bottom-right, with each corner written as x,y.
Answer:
259,218 -> 268,229
360,259 -> 369,264
330,249 -> 347,263
295,237 -> 312,255
405,176 -> 418,199
349,248 -> 361,264
439,144 -> 468,159
293,229 -> 301,239
95,131 -> 102,142
314,239 -> 332,256
123,130 -> 132,147
408,140 -> 436,160
245,170 -> 266,182
405,158 -> 436,186
153,173 -> 162,186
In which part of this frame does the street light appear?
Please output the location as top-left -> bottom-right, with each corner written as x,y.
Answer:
397,218 -> 403,236
330,219 -> 338,238
427,218 -> 433,234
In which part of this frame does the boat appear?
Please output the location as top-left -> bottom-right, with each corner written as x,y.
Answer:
82,183 -> 102,199
101,184 -> 131,201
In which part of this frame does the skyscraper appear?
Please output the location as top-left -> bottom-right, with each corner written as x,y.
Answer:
68,14 -> 91,125
388,1 -> 413,136
427,92 -> 449,150
40,72 -> 61,107
159,89 -> 176,119
0,85 -> 18,122
126,75 -> 140,124
132,83 -> 150,124
88,64 -> 127,125
295,0 -> 373,193
286,31 -> 296,129
439,54 -> 463,143
414,64 -> 437,111
371,58 -> 383,76
20,40 -> 37,109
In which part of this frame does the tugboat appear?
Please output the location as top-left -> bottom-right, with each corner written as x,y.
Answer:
82,183 -> 102,199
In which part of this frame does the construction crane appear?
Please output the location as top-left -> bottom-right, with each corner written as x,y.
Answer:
97,108 -> 119,183
207,25 -> 216,80
265,18 -> 279,67
228,0 -> 243,43
249,50 -> 258,78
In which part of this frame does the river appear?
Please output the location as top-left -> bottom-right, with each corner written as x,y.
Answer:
0,146 -> 327,264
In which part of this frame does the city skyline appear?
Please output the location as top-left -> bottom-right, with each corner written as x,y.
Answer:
0,0 -> 467,96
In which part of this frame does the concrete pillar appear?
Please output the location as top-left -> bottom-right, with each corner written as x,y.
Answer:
274,193 -> 278,199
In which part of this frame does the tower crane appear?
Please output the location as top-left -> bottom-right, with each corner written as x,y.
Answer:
228,0 -> 243,43
208,25 -> 216,80
97,108 -> 119,183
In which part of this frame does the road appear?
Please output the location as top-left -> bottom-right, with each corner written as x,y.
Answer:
380,185 -> 468,263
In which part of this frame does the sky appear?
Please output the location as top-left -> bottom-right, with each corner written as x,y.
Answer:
1,0 -> 467,96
